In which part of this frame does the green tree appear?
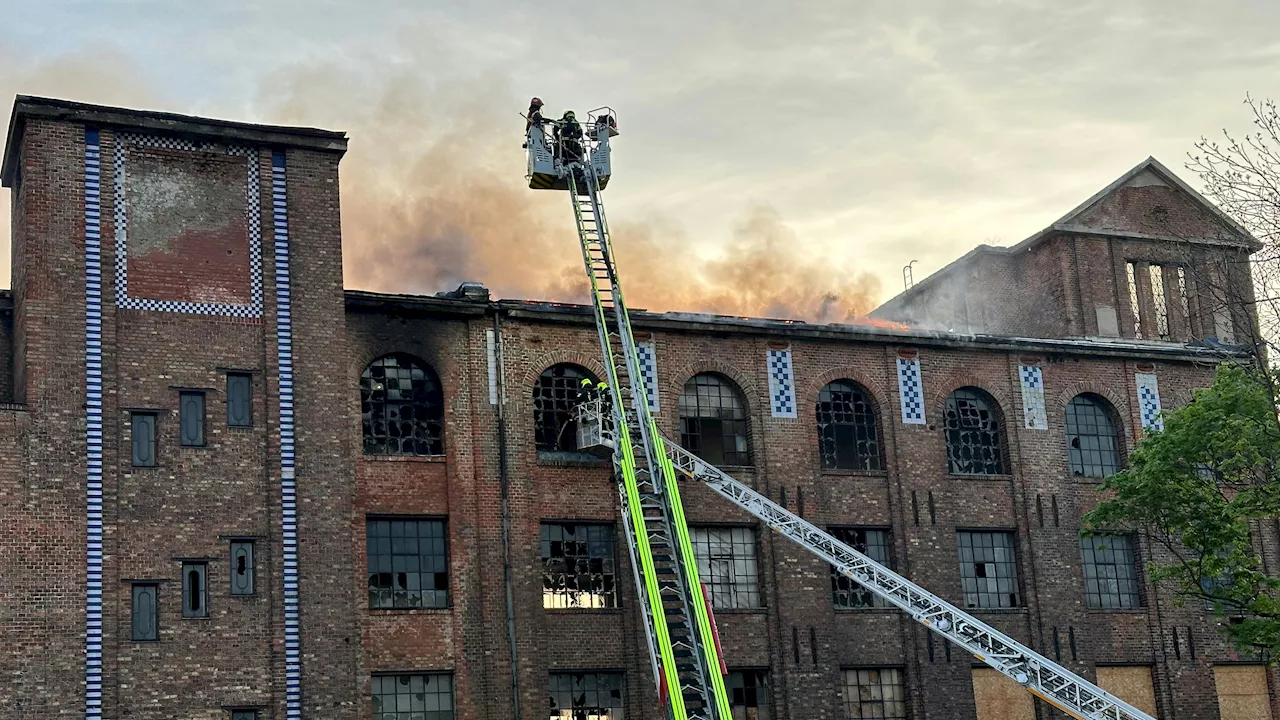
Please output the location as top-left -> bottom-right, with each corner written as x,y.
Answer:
1083,364 -> 1280,656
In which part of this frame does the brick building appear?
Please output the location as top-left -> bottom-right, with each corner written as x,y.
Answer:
0,96 -> 1275,720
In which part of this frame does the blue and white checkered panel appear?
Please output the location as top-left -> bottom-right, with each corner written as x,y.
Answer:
1019,365 -> 1048,430
83,128 -> 105,719
1136,373 -> 1163,432
897,357 -> 926,425
636,341 -> 660,413
766,346 -> 797,418
112,133 -> 263,317
271,152 -> 303,719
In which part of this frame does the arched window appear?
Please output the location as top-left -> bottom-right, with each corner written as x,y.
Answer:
943,388 -> 1006,475
816,381 -> 882,471
534,364 -> 597,453
1065,394 -> 1122,477
361,353 -> 444,456
680,373 -> 752,466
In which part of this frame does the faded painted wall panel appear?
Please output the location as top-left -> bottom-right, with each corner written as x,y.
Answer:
972,668 -> 1036,720
124,146 -> 251,305
1096,666 -> 1158,718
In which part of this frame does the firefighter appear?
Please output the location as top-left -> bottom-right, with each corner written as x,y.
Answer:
577,377 -> 595,404
522,97 -> 546,149
555,110 -> 584,162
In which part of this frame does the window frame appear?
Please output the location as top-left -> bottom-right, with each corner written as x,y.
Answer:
182,561 -> 208,618
371,672 -> 455,720
1080,534 -> 1143,610
548,671 -> 626,720
1064,394 -> 1123,478
360,353 -> 445,457
230,540 -> 255,597
226,372 -> 253,428
727,668 -> 771,720
679,372 -> 753,467
533,363 -> 598,455
366,516 -> 450,610
130,411 -> 158,467
956,530 -> 1021,609
179,391 -> 206,447
540,522 -> 619,610
690,525 -> 763,610
942,387 -> 1008,476
841,667 -> 907,720
829,527 -> 891,609
130,582 -> 159,642
816,380 -> 882,472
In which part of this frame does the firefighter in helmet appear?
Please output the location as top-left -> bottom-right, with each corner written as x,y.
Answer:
555,110 -> 584,162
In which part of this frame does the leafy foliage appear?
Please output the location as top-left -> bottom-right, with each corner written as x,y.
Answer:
1083,364 -> 1280,657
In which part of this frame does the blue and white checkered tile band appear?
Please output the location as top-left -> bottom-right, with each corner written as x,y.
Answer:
84,128 -> 105,719
113,132 -> 263,317
766,345 -> 797,418
272,152 -> 303,718
1136,372 -> 1163,432
636,341 -> 660,413
1018,365 -> 1048,430
896,357 -> 926,425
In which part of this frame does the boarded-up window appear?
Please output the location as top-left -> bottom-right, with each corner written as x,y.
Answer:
971,668 -> 1035,720
179,391 -> 205,446
227,373 -> 252,427
1096,666 -> 1158,718
131,583 -> 158,641
131,412 -> 157,467
1215,665 -> 1274,720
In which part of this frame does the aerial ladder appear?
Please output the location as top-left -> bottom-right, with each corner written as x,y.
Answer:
525,110 -> 1156,720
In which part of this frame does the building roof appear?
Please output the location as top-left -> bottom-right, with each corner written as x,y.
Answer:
345,288 -> 1245,363
2,95 -> 348,187
872,156 -> 1260,318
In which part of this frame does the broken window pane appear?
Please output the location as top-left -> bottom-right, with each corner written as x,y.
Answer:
1149,264 -> 1170,340
179,391 -> 205,447
680,373 -> 752,466
943,388 -> 1006,475
541,523 -> 617,609
533,364 -> 596,453
230,540 -> 255,596
366,518 -> 449,609
842,668 -> 906,720
1081,535 -> 1141,609
830,528 -> 890,609
816,381 -> 881,471
691,526 -> 761,609
957,531 -> 1020,608
372,673 -> 454,720
182,562 -> 207,618
728,669 -> 771,720
361,353 -> 444,456
1065,394 -> 1121,478
548,672 -> 624,720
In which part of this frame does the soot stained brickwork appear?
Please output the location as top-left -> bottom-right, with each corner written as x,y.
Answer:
2,96 -> 1278,720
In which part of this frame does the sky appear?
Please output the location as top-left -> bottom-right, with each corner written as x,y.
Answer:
2,0 -> 1279,319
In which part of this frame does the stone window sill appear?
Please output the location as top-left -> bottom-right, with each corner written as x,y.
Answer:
820,469 -> 890,478
363,454 -> 447,463
367,606 -> 454,615
543,607 -> 624,615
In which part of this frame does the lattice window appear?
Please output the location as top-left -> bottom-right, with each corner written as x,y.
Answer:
361,354 -> 444,456
728,670 -> 771,720
680,373 -> 752,466
548,672 -> 625,720
372,673 -> 454,720
842,668 -> 906,720
1081,535 -> 1141,609
1150,264 -> 1170,340
817,381 -> 881,471
534,364 -> 596,453
367,518 -> 449,609
957,531 -> 1020,608
943,388 -> 1006,475
1126,261 -> 1143,338
830,528 -> 890,608
691,526 -> 761,609
541,523 -> 617,609
1065,394 -> 1122,478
